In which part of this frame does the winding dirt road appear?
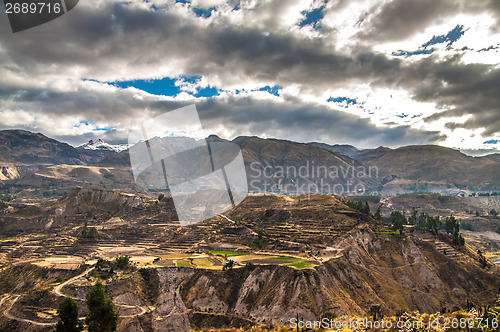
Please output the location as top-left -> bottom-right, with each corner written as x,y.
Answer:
53,267 -> 94,297
1,266 -> 149,326
3,294 -> 55,326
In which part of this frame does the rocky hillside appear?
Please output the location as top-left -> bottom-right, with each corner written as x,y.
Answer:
0,130 -> 93,165
97,136 -> 499,195
1,130 -> 498,200
308,142 -> 363,158
233,136 -> 381,194
356,145 -> 499,193
97,135 -> 382,195
142,229 -> 499,331
0,187 -> 150,235
0,130 -> 111,181
0,191 -> 499,331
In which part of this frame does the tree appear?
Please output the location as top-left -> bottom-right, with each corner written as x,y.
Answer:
490,209 -> 499,217
56,297 -> 83,332
445,215 -> 459,235
417,212 -> 428,230
408,207 -> 417,225
364,202 -> 370,215
344,200 -> 371,216
476,210 -> 480,217
222,259 -> 234,271
115,255 -> 129,269
158,193 -> 164,201
428,216 -> 441,234
390,211 -> 406,234
203,204 -> 213,218
478,250 -> 488,268
444,215 -> 463,244
444,216 -> 455,234
373,204 -> 382,221
85,280 -> 119,332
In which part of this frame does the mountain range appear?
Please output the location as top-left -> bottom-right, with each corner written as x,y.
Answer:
0,129 -> 498,197
313,142 -> 499,194
78,138 -> 128,152
0,130 -> 499,331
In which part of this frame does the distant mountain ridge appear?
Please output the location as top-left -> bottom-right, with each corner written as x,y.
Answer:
355,144 -> 499,193
233,136 -> 381,194
483,153 -> 500,162
308,142 -> 363,158
0,130 -> 116,181
0,129 -> 498,195
97,135 -> 498,194
78,138 -> 128,152
0,130 -> 90,165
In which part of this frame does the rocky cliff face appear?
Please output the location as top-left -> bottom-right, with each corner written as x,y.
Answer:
43,187 -> 145,229
116,228 -> 499,331
0,187 -> 147,234
0,130 -> 91,165
62,187 -> 143,210
0,165 -> 40,180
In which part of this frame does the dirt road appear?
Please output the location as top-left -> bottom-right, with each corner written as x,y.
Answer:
1,265 -> 149,326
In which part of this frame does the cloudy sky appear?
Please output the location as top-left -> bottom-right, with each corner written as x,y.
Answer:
0,0 -> 499,154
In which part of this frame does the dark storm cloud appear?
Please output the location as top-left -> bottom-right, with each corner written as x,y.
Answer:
401,55 -> 500,136
0,79 -> 445,148
0,0 -> 499,145
0,1 -> 492,92
195,96 -> 444,148
0,1 -> 404,86
356,0 -> 500,42
356,0 -> 460,43
0,84 -> 148,120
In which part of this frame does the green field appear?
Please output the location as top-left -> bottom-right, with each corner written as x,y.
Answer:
0,236 -> 17,242
374,230 -> 400,235
269,256 -> 298,262
208,250 -> 246,257
175,259 -> 195,267
192,258 -> 214,268
286,261 -> 314,269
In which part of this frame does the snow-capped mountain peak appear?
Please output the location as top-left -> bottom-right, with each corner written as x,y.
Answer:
78,138 -> 128,152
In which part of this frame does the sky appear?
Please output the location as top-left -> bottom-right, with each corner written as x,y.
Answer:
0,0 -> 499,155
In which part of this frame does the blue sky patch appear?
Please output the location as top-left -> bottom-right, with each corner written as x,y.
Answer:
195,86 -> 219,97
109,76 -> 219,98
479,44 -> 500,52
484,139 -> 499,144
231,0 -> 241,11
112,77 -> 180,96
227,85 -> 282,96
74,121 -> 113,132
93,126 -> 114,132
422,25 -> 465,49
259,85 -> 282,96
76,121 -> 89,127
328,96 -> 357,106
298,6 -> 325,30
393,24 -> 466,58
193,7 -> 216,18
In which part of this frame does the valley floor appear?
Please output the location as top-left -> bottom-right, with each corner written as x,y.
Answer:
0,192 -> 499,331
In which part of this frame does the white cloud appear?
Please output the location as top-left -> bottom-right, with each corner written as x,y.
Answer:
0,0 -> 498,152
